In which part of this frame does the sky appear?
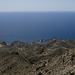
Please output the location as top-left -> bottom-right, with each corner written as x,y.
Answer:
0,0 -> 75,12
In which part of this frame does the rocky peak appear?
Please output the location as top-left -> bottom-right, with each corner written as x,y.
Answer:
50,37 -> 58,42
11,41 -> 25,45
0,40 -> 7,47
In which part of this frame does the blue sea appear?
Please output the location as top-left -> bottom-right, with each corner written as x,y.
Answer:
0,12 -> 75,43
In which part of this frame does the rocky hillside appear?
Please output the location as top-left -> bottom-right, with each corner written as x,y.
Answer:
0,38 -> 75,75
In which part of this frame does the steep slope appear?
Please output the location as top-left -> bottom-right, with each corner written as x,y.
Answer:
0,38 -> 75,75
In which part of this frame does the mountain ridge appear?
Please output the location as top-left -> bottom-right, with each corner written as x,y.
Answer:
0,38 -> 75,75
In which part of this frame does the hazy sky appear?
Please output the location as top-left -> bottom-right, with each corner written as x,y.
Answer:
0,0 -> 75,12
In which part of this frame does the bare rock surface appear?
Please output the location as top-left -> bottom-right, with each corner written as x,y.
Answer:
0,38 -> 75,75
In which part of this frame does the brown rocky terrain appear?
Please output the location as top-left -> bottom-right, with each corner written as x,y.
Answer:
0,38 -> 75,75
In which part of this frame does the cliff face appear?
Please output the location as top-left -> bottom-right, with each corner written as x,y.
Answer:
0,38 -> 75,75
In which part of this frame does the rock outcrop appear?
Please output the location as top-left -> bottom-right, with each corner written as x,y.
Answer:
0,38 -> 75,75
0,41 -> 7,47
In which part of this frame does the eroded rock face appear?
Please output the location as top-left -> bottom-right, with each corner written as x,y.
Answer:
0,38 -> 75,75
